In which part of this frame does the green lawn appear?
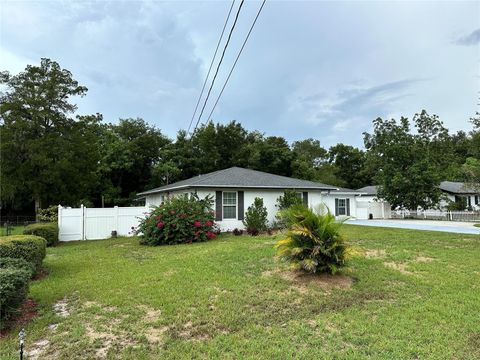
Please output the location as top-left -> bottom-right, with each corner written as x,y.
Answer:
0,225 -> 25,236
1,225 -> 479,359
474,223 -> 480,228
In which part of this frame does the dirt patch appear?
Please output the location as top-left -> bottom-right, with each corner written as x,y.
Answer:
364,249 -> 386,258
26,339 -> 50,360
0,298 -> 38,337
383,261 -> 413,275
53,298 -> 70,317
33,268 -> 49,280
145,326 -> 169,344
139,305 -> 162,322
415,256 -> 434,263
263,268 -> 353,292
85,324 -> 137,358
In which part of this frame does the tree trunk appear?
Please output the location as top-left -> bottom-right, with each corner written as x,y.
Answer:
34,196 -> 42,221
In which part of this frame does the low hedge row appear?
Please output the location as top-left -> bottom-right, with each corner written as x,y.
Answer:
0,267 -> 30,323
0,235 -> 47,274
23,222 -> 59,247
0,257 -> 35,278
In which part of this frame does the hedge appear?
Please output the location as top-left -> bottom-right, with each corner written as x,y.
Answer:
0,235 -> 47,273
23,222 -> 59,247
0,257 -> 35,278
0,267 -> 30,325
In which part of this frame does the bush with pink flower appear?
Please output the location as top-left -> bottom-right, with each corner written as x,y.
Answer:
136,193 -> 217,246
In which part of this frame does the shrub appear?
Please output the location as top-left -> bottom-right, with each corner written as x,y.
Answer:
243,197 -> 268,236
276,190 -> 303,211
37,205 -> 58,223
233,228 -> 243,236
275,205 -> 348,274
0,235 -> 47,273
23,222 -> 59,247
0,267 -> 30,325
0,257 -> 36,278
137,193 -> 216,246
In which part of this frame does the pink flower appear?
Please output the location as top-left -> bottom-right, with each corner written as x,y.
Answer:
171,223 -> 177,228
194,220 -> 202,228
157,221 -> 165,229
206,231 -> 216,240
205,220 -> 213,227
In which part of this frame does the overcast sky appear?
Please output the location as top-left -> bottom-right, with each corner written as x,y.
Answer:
1,0 -> 479,147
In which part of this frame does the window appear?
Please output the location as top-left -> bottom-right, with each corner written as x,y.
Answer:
337,199 -> 347,216
335,198 -> 350,216
223,192 -> 237,219
475,196 -> 479,205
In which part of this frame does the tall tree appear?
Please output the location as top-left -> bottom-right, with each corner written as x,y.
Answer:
328,144 -> 374,189
364,110 -> 452,209
97,118 -> 170,206
0,58 -> 98,213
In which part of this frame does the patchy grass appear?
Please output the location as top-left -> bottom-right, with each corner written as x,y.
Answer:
0,225 -> 479,359
474,223 -> 480,228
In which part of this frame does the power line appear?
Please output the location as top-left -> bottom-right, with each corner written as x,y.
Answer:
187,0 -> 236,135
198,0 -> 266,134
191,0 -> 245,136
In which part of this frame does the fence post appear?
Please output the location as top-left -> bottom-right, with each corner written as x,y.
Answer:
58,205 -> 62,241
80,204 -> 85,241
114,206 -> 119,234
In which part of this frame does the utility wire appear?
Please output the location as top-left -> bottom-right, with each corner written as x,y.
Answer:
187,0 -> 236,135
191,0 -> 245,136
198,0 -> 266,134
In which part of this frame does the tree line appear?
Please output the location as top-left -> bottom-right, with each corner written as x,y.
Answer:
1,59 -> 479,215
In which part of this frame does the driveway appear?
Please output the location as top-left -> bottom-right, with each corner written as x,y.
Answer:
346,219 -> 480,235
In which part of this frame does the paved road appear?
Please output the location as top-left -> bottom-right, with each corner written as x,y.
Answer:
346,219 -> 480,235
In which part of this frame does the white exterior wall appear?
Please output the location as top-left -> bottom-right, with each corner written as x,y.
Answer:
144,188 -> 365,231
356,196 -> 391,219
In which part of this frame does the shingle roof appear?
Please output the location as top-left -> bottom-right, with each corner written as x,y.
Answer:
331,186 -> 364,194
439,181 -> 480,194
138,167 -> 338,196
356,185 -> 379,196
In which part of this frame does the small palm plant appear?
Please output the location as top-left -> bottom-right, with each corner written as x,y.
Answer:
275,205 -> 348,274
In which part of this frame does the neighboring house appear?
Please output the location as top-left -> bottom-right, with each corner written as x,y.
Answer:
355,185 -> 392,219
438,181 -> 480,210
137,167 -> 367,231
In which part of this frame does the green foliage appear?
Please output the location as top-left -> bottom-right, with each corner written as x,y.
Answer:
275,205 -> 348,274
0,59 -> 99,211
0,257 -> 35,278
0,235 -> 46,273
276,190 -> 303,211
0,267 -> 30,325
137,194 -> 216,246
23,222 -> 59,247
328,144 -> 374,189
37,205 -> 59,222
364,111 -> 452,209
243,197 -> 268,235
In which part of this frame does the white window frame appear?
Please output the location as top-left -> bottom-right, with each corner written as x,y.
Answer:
222,191 -> 237,219
337,198 -> 347,216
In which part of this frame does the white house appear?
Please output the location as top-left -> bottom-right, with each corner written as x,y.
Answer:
438,181 -> 480,210
137,167 -> 368,231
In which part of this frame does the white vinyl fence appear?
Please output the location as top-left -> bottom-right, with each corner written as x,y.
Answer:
58,205 -> 149,241
391,209 -> 480,222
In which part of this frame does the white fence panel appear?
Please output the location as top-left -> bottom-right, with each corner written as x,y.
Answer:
58,206 -> 84,241
59,205 -> 148,241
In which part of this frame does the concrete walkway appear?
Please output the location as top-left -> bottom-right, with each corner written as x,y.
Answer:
346,219 -> 480,235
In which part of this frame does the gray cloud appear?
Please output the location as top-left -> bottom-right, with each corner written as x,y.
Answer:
0,1 -> 478,148
454,28 -> 480,46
